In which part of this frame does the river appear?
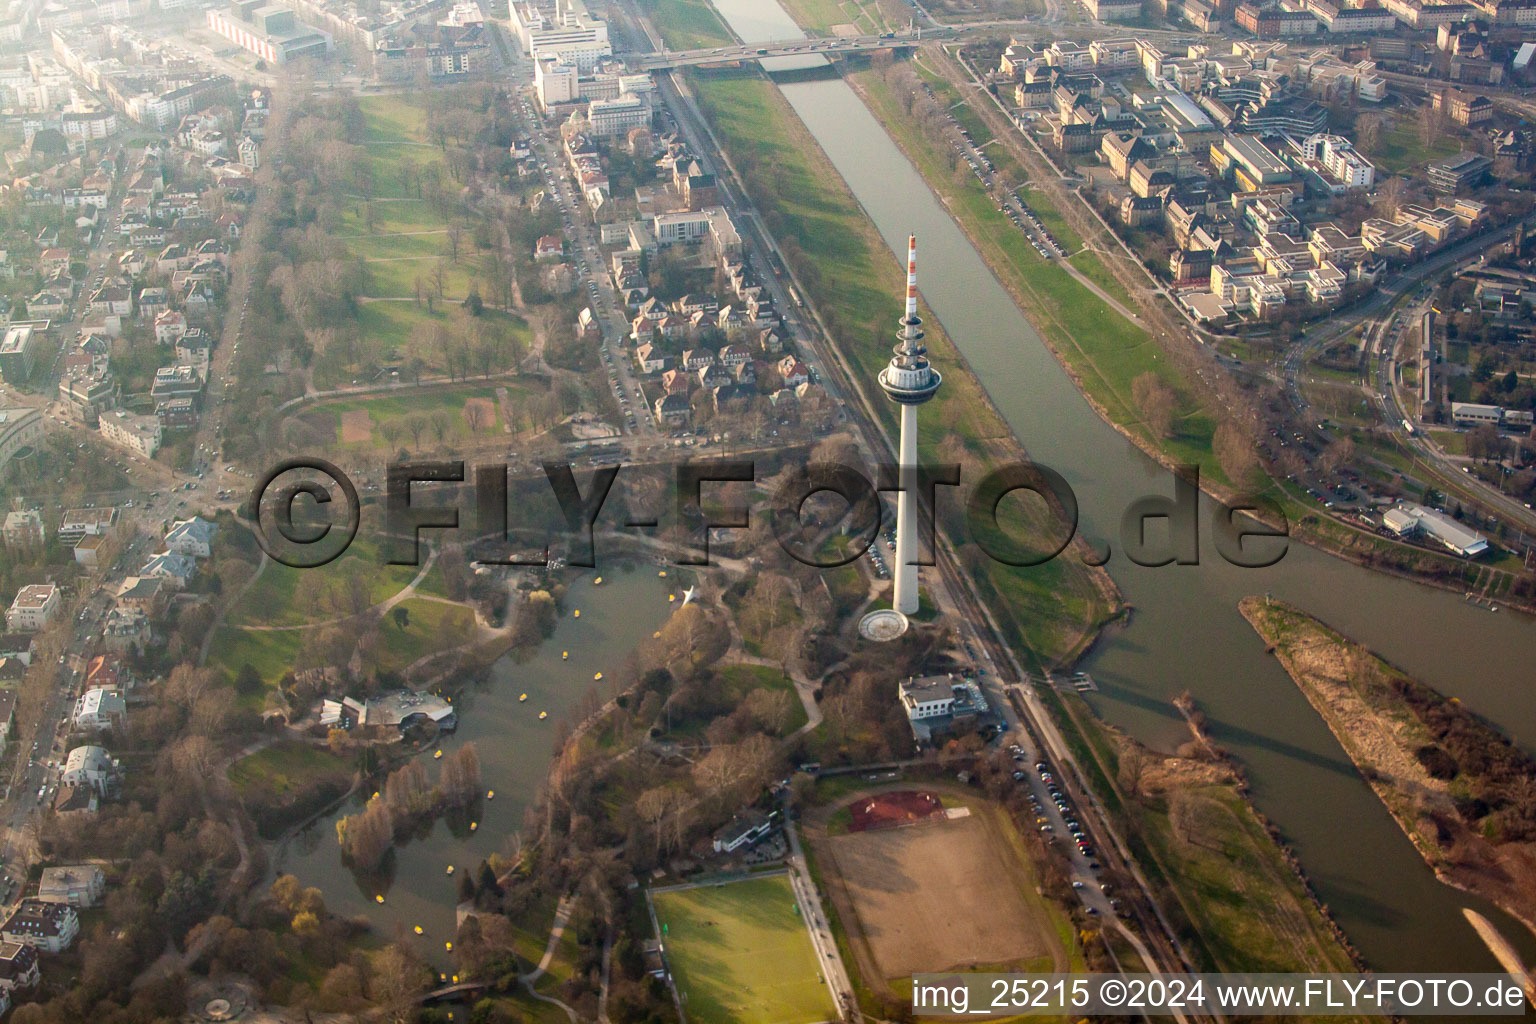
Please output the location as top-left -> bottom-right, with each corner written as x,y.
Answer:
708,0 -> 1536,973
279,569 -> 672,959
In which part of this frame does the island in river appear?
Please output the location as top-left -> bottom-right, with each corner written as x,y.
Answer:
1240,596 -> 1536,962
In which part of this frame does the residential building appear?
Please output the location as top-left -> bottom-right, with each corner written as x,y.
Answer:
98,410 -> 161,457
6,585 -> 59,632
72,688 -> 125,732
140,551 -> 197,586
0,942 -> 39,993
165,516 -> 217,558
2,511 -> 44,551
0,900 -> 79,953
0,327 -> 40,385
61,745 -> 118,796
36,865 -> 105,908
586,93 -> 648,136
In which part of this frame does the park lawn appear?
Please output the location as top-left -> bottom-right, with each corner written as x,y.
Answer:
224,533 -> 420,628
363,143 -> 446,201
338,200 -> 449,236
229,742 -> 353,801
653,875 -> 836,1024
361,253 -> 486,301
646,0 -> 734,49
354,302 -> 529,371
343,230 -> 450,261
1370,119 -> 1462,174
208,626 -> 305,704
318,384 -> 511,450
370,598 -> 478,675
359,95 -> 429,144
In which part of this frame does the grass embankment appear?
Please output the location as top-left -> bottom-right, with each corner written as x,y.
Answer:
229,742 -> 356,838
690,69 -> 1113,663
1037,685 -> 1367,983
642,0 -> 734,48
851,66 -> 1223,481
781,0 -> 895,33
653,875 -> 836,1024
1241,597 -> 1536,939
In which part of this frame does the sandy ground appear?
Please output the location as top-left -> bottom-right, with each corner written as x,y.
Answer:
819,814 -> 1049,982
340,408 -> 372,444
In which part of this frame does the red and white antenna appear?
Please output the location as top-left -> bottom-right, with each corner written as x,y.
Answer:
904,234 -> 918,320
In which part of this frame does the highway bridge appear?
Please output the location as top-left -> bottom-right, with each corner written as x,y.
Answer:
632,29 -> 953,70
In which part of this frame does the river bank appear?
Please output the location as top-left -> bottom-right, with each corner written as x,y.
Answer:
1241,596 -> 1536,951
843,57 -> 1532,614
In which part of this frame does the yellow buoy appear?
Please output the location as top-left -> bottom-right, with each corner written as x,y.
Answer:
561,651 -> 568,660
594,672 -> 603,681
446,865 -> 455,875
487,789 -> 495,799
594,576 -> 602,585
658,570 -> 667,577
452,975 -> 459,984
445,941 -> 453,952
470,821 -> 478,831
573,609 -> 581,618
375,894 -> 385,904
414,925 -> 424,935
440,973 -> 448,982
519,692 -> 528,702
538,711 -> 547,720
433,749 -> 443,759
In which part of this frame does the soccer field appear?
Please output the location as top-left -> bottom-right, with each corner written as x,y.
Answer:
653,875 -> 837,1024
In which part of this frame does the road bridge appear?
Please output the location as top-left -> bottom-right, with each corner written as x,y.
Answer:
632,29 -> 951,69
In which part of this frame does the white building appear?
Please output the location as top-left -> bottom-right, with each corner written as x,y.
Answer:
37,865 -> 105,908
72,688 -> 126,732
586,93 -> 649,136
1382,503 -> 1489,557
2,510 -> 44,550
61,745 -> 119,795
511,0 -> 611,71
0,901 -> 78,953
1302,133 -> 1375,189
98,409 -> 161,457
165,516 -> 218,557
6,585 -> 59,632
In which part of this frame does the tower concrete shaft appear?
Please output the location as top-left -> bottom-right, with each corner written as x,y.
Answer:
876,235 -> 941,616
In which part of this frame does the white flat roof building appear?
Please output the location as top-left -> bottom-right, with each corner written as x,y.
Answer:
1382,503 -> 1488,558
6,584 -> 58,633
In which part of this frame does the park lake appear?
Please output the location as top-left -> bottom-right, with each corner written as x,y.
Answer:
278,568 -> 674,957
